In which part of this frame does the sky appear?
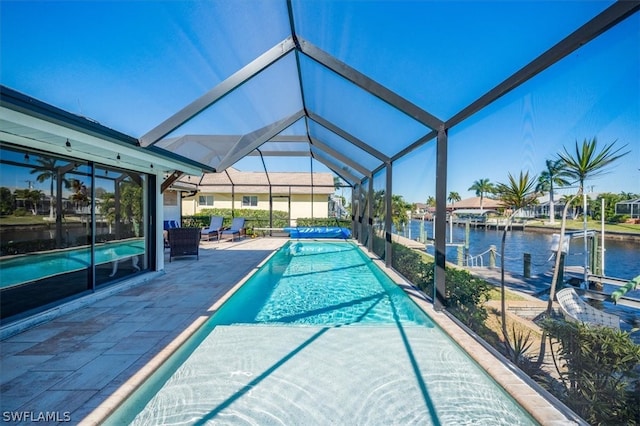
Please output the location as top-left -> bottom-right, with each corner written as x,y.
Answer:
1,1 -> 638,204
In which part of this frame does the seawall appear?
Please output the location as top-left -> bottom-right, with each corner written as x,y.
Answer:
525,225 -> 640,243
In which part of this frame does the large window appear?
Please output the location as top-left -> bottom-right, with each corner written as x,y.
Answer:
0,144 -> 150,321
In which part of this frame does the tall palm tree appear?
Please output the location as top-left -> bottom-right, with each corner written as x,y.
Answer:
30,157 -> 59,220
557,137 -> 629,285
30,157 -> 73,220
535,158 -> 570,224
447,191 -> 461,204
494,171 -> 538,356
468,178 -> 494,210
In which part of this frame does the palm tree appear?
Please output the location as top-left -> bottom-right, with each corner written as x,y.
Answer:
391,194 -> 412,234
468,178 -> 494,210
447,191 -> 461,205
557,137 -> 629,285
425,195 -> 436,208
30,158 -> 58,220
535,159 -> 570,224
333,176 -> 342,192
372,189 -> 385,230
14,188 -> 44,215
30,158 -> 71,220
99,191 -> 116,234
494,171 -> 538,357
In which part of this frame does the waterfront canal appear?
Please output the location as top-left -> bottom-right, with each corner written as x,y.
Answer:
404,220 -> 638,281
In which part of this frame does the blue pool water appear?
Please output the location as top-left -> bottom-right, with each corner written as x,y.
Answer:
213,241 -> 430,326
0,238 -> 145,288
105,241 -> 537,425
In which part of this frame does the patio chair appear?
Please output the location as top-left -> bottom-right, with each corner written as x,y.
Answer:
221,217 -> 245,242
555,287 -> 620,329
201,215 -> 224,241
163,219 -> 180,248
168,227 -> 201,262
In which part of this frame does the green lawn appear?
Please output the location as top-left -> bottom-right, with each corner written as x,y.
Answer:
0,215 -> 50,225
0,215 -> 84,226
525,219 -> 640,234
487,287 -> 529,301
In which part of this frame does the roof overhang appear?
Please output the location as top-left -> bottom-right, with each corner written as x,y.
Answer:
0,86 -> 208,176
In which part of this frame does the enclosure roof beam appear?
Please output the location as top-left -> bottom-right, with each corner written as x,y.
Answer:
298,36 -> 443,131
445,1 -> 640,130
308,111 -> 389,163
309,136 -> 372,177
310,153 -> 359,186
390,128 -> 438,163
215,110 -> 305,171
140,37 -> 297,147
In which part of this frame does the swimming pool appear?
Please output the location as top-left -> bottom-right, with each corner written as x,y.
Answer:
105,241 -> 537,425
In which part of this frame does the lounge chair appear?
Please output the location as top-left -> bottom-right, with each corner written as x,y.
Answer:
221,217 -> 245,242
168,227 -> 200,262
555,287 -> 620,329
201,215 -> 224,241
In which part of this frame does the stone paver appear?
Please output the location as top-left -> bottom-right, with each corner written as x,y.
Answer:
0,237 -> 580,425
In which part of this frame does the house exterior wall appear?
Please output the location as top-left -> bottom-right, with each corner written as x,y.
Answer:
162,190 -> 181,222
182,192 -> 330,224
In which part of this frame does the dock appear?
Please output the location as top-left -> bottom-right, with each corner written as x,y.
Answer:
390,233 -> 426,250
467,265 -> 640,311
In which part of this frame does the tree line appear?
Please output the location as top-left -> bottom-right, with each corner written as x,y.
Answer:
408,137 -> 635,229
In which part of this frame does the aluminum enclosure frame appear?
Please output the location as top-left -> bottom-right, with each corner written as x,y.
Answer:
3,1 -> 635,312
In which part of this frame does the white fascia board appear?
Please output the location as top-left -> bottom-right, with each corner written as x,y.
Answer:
1,107 -> 203,176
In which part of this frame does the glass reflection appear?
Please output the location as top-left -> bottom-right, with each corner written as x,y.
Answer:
0,144 -> 148,321
94,166 -> 147,286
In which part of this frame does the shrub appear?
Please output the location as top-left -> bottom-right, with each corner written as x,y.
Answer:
372,234 -> 386,259
443,267 -> 492,330
542,319 -> 640,424
389,241 -> 491,332
610,214 -> 629,224
391,242 -> 432,288
296,218 -> 351,227
184,208 -> 290,232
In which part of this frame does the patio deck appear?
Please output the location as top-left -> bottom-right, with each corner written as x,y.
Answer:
0,237 -> 579,425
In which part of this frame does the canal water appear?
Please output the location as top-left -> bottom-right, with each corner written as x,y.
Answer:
402,220 -> 638,281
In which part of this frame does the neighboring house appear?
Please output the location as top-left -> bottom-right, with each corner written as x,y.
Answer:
448,196 -> 504,211
180,167 -> 336,226
533,191 -> 603,220
414,203 -> 428,214
413,203 -> 434,220
615,198 -> 640,219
